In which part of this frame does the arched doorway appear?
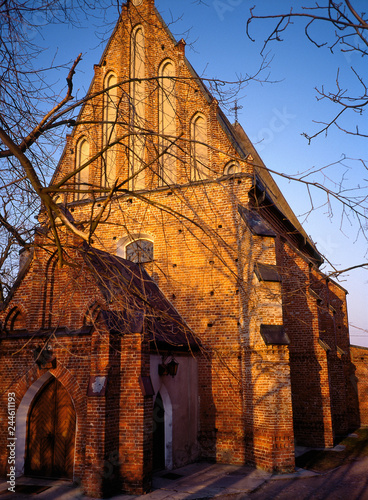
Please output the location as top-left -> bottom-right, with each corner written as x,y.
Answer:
25,376 -> 76,479
152,392 -> 165,471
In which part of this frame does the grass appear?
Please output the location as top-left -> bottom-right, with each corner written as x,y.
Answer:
295,427 -> 368,472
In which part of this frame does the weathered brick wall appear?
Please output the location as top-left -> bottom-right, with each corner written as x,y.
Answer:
82,179 -> 296,471
119,335 -> 151,494
350,346 -> 368,427
279,242 -> 334,447
245,227 -> 295,470
0,244 -> 152,497
278,235 -> 357,446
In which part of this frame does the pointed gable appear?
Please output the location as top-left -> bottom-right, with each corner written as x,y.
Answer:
51,0 -> 252,205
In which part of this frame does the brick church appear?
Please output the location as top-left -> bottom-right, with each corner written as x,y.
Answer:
0,0 -> 366,497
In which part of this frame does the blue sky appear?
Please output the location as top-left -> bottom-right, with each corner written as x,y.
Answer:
33,0 -> 368,345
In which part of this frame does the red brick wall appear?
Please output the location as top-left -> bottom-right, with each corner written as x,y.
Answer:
0,0 -> 357,491
350,346 -> 368,427
49,0 -> 349,471
52,2 -> 295,476
82,180 -> 297,472
278,235 -> 357,446
0,244 -> 153,497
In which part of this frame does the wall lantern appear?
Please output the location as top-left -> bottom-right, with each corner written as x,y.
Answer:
158,355 -> 179,378
167,358 -> 179,377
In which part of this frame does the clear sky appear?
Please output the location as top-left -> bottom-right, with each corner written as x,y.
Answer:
33,0 -> 368,346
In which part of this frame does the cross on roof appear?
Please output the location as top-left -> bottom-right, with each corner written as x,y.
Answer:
231,100 -> 243,123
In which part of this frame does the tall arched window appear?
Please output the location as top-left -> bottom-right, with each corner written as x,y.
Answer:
159,60 -> 176,185
75,137 -> 90,200
130,26 -> 145,190
191,113 -> 208,180
103,72 -> 118,189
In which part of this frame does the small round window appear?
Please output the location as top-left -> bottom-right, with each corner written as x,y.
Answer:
126,239 -> 153,263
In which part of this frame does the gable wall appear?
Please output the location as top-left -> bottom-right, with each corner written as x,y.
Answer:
0,244 -> 105,333
53,0 -> 247,203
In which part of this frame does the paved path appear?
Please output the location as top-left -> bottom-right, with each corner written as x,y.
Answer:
1,457 -> 368,499
248,456 -> 368,500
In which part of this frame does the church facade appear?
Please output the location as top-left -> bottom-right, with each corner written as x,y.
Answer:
0,0 -> 361,497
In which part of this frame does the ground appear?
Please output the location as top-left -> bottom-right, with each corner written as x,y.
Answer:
1,429 -> 368,499
249,455 -> 368,500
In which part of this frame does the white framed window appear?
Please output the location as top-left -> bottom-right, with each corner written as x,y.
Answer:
125,239 -> 153,263
117,233 -> 154,264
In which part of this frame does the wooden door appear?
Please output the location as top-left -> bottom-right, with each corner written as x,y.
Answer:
152,392 -> 165,471
26,377 -> 76,479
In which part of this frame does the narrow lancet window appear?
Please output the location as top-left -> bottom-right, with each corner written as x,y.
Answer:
130,26 -> 146,190
159,60 -> 176,185
75,138 -> 90,200
103,72 -> 118,189
191,114 -> 208,180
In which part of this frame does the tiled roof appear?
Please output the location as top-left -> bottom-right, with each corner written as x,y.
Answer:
238,205 -> 276,237
82,244 -> 199,352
